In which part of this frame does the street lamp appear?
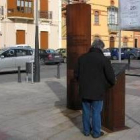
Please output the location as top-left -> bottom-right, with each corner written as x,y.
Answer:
34,0 -> 40,82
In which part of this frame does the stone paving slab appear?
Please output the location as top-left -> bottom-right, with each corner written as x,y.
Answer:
0,76 -> 140,140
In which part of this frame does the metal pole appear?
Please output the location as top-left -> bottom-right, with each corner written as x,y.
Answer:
128,53 -> 130,70
34,0 -> 40,82
118,30 -> 121,62
118,0 -> 121,63
57,63 -> 60,79
18,66 -> 21,83
31,62 -> 34,83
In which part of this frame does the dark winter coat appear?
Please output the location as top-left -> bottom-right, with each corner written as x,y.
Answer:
74,47 -> 115,100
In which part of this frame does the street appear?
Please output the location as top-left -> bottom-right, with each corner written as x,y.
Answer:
0,63 -> 66,84
1,59 -> 140,84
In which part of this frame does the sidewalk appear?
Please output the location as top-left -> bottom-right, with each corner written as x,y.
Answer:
0,75 -> 140,140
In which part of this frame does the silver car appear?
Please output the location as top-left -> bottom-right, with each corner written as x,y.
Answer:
0,47 -> 34,72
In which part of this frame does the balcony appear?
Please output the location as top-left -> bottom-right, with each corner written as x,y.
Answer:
108,24 -> 119,33
39,11 -> 53,22
7,8 -> 34,20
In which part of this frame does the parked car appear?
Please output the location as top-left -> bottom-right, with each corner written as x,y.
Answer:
103,48 -> 111,59
122,47 -> 140,59
45,49 -> 64,64
56,48 -> 67,63
37,49 -> 63,64
10,44 -> 32,49
0,47 -> 34,72
110,47 -> 140,60
110,48 -> 126,60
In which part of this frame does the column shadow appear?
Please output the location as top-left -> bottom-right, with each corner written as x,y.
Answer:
46,81 -> 82,132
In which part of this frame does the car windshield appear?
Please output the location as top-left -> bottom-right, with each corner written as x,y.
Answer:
0,49 -> 7,55
56,49 -> 60,53
103,49 -> 110,52
46,49 -> 56,53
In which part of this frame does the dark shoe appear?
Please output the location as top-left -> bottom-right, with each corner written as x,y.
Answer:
84,133 -> 90,136
92,131 -> 104,138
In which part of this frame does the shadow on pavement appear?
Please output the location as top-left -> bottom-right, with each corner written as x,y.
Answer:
46,81 -> 83,132
126,114 -> 140,126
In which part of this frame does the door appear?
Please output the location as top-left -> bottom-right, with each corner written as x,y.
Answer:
135,39 -> 138,48
16,30 -> 25,44
0,49 -> 16,72
40,31 -> 48,50
40,0 -> 48,11
110,36 -> 115,48
15,49 -> 30,70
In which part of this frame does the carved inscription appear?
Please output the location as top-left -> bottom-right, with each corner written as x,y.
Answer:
68,35 -> 88,46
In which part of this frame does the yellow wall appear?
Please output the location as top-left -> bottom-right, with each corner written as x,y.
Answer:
62,0 -> 134,48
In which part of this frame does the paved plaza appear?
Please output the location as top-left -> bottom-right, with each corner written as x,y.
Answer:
0,68 -> 140,140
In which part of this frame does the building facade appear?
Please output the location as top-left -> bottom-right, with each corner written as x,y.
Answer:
0,0 -> 61,50
134,32 -> 140,48
62,0 -> 138,48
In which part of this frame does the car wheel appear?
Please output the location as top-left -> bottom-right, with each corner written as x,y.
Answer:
40,58 -> 45,65
130,55 -> 135,60
112,56 -> 117,60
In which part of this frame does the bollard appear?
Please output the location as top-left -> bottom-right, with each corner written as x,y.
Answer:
57,62 -> 60,79
31,62 -> 34,83
18,66 -> 21,83
128,54 -> 130,70
26,62 -> 34,83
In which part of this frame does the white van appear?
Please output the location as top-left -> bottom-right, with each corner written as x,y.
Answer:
0,47 -> 34,72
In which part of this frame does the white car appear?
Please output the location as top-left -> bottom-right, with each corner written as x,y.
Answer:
103,48 -> 111,59
10,44 -> 32,49
0,47 -> 34,72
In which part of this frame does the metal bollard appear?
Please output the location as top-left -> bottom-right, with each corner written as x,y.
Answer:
18,66 -> 21,83
57,62 -> 60,79
128,54 -> 130,70
26,62 -> 34,83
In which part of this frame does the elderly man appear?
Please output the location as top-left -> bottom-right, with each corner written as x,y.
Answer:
74,39 -> 115,138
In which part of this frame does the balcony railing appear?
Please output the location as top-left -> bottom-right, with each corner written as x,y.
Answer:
108,24 -> 119,32
7,8 -> 34,19
39,11 -> 53,20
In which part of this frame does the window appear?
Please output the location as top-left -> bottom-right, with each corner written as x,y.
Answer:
27,50 -> 33,55
2,50 -> 15,57
108,7 -> 118,25
17,0 -> 21,11
28,2 -> 32,13
123,37 -> 128,47
109,14 -> 115,24
46,49 -> 55,53
94,11 -> 99,24
16,0 -> 33,13
16,49 -> 27,56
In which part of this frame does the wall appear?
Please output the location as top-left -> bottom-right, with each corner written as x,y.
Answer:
0,0 -> 59,50
62,0 -> 134,49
